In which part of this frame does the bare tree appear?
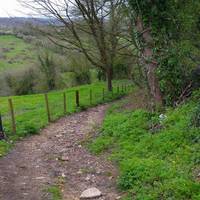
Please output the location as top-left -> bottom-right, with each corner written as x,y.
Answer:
19,0 -> 125,91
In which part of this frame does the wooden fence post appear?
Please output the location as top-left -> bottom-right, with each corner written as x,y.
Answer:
121,85 -> 123,92
102,88 -> 105,101
0,114 -> 5,139
63,92 -> 67,114
8,98 -> 16,134
76,90 -> 80,107
90,89 -> 92,105
44,93 -> 51,122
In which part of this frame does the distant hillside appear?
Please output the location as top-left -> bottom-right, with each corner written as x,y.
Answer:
0,35 -> 37,72
0,17 -> 54,28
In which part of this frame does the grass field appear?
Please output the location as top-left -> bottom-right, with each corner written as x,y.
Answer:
0,80 -> 132,156
89,91 -> 200,200
0,35 -> 37,72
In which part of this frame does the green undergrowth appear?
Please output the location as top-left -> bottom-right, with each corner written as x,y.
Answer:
0,140 -> 11,157
47,186 -> 62,200
0,80 -> 132,156
89,91 -> 200,200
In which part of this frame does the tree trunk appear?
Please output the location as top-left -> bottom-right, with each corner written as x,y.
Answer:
143,46 -> 163,106
107,68 -> 113,91
136,17 -> 163,106
146,61 -> 163,106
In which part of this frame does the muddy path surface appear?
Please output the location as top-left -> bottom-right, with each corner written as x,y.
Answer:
0,104 -> 120,200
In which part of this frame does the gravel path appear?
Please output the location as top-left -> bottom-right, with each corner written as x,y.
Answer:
0,104 -> 120,200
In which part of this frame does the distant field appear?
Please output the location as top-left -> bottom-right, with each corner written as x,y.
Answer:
0,35 -> 37,72
0,80 -> 132,156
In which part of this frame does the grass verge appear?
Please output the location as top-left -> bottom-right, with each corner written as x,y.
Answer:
89,90 -> 200,200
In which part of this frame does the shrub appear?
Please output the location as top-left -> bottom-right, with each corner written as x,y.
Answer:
3,68 -> 36,95
68,54 -> 91,85
191,104 -> 200,127
75,70 -> 91,85
38,51 -> 58,91
14,68 -> 36,95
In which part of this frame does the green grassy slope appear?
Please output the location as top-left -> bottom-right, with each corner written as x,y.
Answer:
0,35 -> 37,72
0,80 -> 131,156
89,91 -> 200,200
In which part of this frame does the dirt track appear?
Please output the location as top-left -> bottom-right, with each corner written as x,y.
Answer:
0,104 -> 119,200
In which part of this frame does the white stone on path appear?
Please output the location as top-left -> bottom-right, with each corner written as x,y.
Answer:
61,154 -> 69,161
80,187 -> 102,199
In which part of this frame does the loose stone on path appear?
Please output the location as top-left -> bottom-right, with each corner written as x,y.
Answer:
80,187 -> 102,199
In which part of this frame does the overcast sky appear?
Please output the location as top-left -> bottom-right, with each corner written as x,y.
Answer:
0,0 -> 74,18
0,0 -> 29,17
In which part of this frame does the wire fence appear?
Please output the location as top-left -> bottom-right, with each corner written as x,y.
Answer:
0,83 -> 133,139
